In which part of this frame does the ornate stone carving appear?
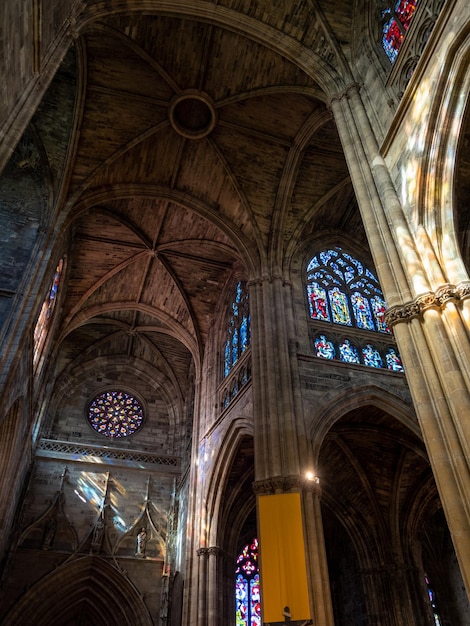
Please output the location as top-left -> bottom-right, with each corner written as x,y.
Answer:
385,283 -> 470,327
456,281 -> 470,300
253,475 -> 321,496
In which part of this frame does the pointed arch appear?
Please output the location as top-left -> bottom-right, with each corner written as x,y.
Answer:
204,417 -> 254,549
2,555 -> 153,626
309,383 -> 421,461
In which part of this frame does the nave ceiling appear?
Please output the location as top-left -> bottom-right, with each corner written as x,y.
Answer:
19,7 -> 368,428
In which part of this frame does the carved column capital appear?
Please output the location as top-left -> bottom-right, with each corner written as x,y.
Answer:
385,282 -> 470,327
327,82 -> 362,109
197,547 -> 209,558
207,546 -> 223,558
253,475 -> 321,496
456,280 -> 470,300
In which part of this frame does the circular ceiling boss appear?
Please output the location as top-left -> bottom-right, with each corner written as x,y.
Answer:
169,91 -> 218,139
87,390 -> 144,438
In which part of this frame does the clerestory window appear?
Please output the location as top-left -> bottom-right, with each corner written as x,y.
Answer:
306,247 -> 404,372
381,0 -> 418,63
33,258 -> 64,370
223,281 -> 250,378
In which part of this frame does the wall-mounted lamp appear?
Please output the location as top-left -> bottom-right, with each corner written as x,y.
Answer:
305,471 -> 320,483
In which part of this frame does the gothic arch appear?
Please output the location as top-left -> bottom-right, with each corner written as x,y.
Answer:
309,383 -> 419,461
2,555 -> 153,626
205,418 -> 255,550
317,391 -> 444,624
419,21 -> 470,283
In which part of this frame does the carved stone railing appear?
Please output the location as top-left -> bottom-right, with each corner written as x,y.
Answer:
218,349 -> 252,411
36,438 -> 181,472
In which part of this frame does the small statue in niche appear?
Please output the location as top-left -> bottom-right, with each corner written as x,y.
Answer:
135,527 -> 148,557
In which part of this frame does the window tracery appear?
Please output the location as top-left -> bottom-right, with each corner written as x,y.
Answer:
380,0 -> 446,96
87,390 -> 144,438
235,538 -> 261,626
307,248 -> 389,333
382,0 -> 418,63
307,248 -> 404,372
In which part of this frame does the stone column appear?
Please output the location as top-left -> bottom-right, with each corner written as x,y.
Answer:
207,546 -> 223,626
196,547 -> 209,626
253,476 -> 334,626
249,275 -> 334,624
300,478 -> 335,626
329,84 -> 470,596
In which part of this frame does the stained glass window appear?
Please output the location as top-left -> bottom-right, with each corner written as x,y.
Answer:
315,335 -> 336,360
362,343 -> 383,368
306,248 -> 390,333
307,248 -> 404,372
224,281 -> 250,378
385,347 -> 404,372
87,390 -> 144,438
33,259 -> 64,369
339,339 -> 360,364
425,574 -> 442,626
382,0 -> 418,62
236,539 -> 261,626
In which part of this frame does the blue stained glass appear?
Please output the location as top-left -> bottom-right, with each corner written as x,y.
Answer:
240,317 -> 248,350
306,248 -> 403,371
362,344 -> 383,368
351,292 -> 374,330
306,248 -> 387,330
425,574 -> 442,626
235,539 -> 259,626
224,341 -> 231,377
329,287 -> 351,325
320,249 -> 335,265
371,296 -> 389,333
232,329 -> 239,365
224,281 -> 250,378
385,348 -> 404,372
307,257 -> 319,272
339,339 -> 360,364
315,335 -> 336,360
236,574 -> 248,626
383,17 -> 403,62
308,284 -> 330,321
250,575 -> 261,626
344,265 -> 355,284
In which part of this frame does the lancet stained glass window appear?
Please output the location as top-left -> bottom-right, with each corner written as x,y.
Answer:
87,390 -> 144,438
33,259 -> 64,369
224,281 -> 250,378
425,574 -> 442,626
236,538 -> 261,626
306,248 -> 389,333
382,0 -> 418,62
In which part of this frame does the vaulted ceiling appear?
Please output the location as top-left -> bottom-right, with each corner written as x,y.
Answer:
22,7 -> 368,427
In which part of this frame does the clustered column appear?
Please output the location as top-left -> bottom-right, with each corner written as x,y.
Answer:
329,83 -> 470,595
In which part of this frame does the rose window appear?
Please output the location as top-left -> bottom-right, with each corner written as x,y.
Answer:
87,390 -> 144,438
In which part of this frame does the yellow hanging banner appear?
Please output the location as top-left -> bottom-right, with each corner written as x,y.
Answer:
258,492 -> 311,623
